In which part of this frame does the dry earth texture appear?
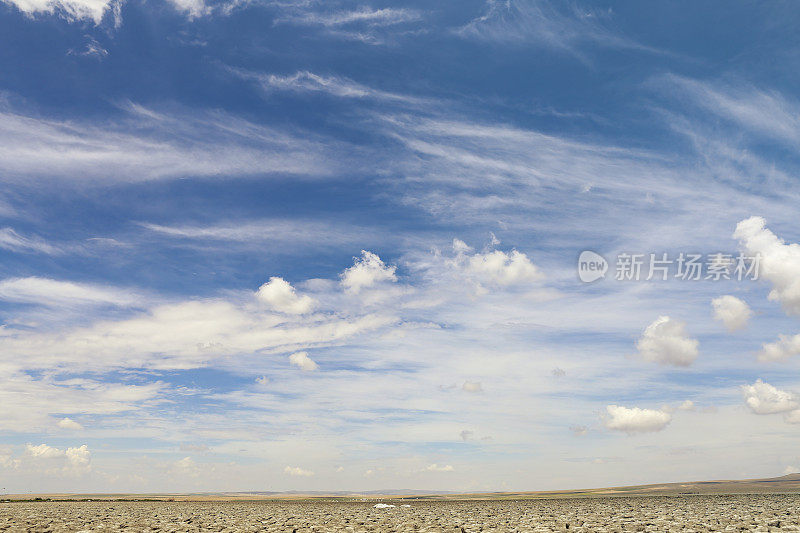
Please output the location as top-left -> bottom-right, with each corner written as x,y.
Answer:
2,494 -> 800,532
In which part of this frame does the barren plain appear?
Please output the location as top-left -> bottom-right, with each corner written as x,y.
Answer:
2,494 -> 800,532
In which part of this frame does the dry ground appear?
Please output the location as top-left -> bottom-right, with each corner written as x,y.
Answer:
1,494 -> 800,532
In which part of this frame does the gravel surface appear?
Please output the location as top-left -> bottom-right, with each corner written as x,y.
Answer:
1,494 -> 799,532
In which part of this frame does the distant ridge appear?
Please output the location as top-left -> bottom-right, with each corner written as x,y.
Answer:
6,473 -> 800,501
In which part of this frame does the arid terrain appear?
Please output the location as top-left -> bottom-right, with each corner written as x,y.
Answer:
1,494 -> 799,532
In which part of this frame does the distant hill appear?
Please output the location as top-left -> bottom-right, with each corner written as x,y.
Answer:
7,474 -> 800,501
428,473 -> 800,500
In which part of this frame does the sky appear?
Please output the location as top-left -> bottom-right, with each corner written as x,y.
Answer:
1,0 -> 800,494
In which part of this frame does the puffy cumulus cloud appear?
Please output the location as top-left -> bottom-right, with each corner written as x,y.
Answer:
1,0 -> 207,24
635,316 -> 698,367
759,334 -> 800,362
284,465 -> 314,477
451,239 -> 542,288
24,443 -> 91,474
25,443 -> 65,459
1,0 -> 113,24
340,250 -> 397,293
424,463 -> 454,472
603,405 -> 672,434
57,417 -> 83,430
288,351 -> 318,371
711,295 -> 752,332
734,216 -> 800,315
65,445 -> 90,470
462,381 -> 483,393
678,400 -> 695,411
742,380 -> 799,415
256,277 -> 316,315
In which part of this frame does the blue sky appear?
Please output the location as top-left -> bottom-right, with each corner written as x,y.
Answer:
2,0 -> 800,493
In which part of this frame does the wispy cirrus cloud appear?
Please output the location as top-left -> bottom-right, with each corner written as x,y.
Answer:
273,4 -> 423,45
139,218 -> 384,250
658,75 -> 800,148
0,103 -> 341,183
0,277 -> 142,308
229,68 -> 424,104
0,227 -> 61,255
281,6 -> 420,28
456,0 -> 652,56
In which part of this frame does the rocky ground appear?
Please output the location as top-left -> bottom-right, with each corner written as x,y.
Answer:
1,494 -> 799,532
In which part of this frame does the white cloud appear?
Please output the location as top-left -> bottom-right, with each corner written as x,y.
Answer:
140,219 -> 381,252
734,216 -> 800,315
340,250 -> 397,293
179,443 -> 209,453
386,114 -> 698,237
711,295 -> 752,332
678,400 -> 695,412
0,372 -> 165,433
742,380 -> 799,415
0,297 -> 393,372
231,69 -> 420,104
784,410 -> 800,425
257,277 -> 316,315
25,443 -> 65,459
170,456 -> 200,477
453,243 -> 543,287
284,465 -> 314,477
2,0 -> 113,24
65,445 -> 91,470
0,228 -> 60,255
0,277 -> 139,308
424,463 -> 454,472
759,334 -> 800,362
1,0 -> 206,24
456,0 -> 645,55
295,7 -> 419,27
274,6 -> 421,44
635,316 -> 699,367
24,443 -> 91,474
0,104 -> 338,184
57,417 -> 83,430
462,381 -> 483,393
662,76 -> 800,147
603,405 -> 672,434
288,351 -> 318,372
